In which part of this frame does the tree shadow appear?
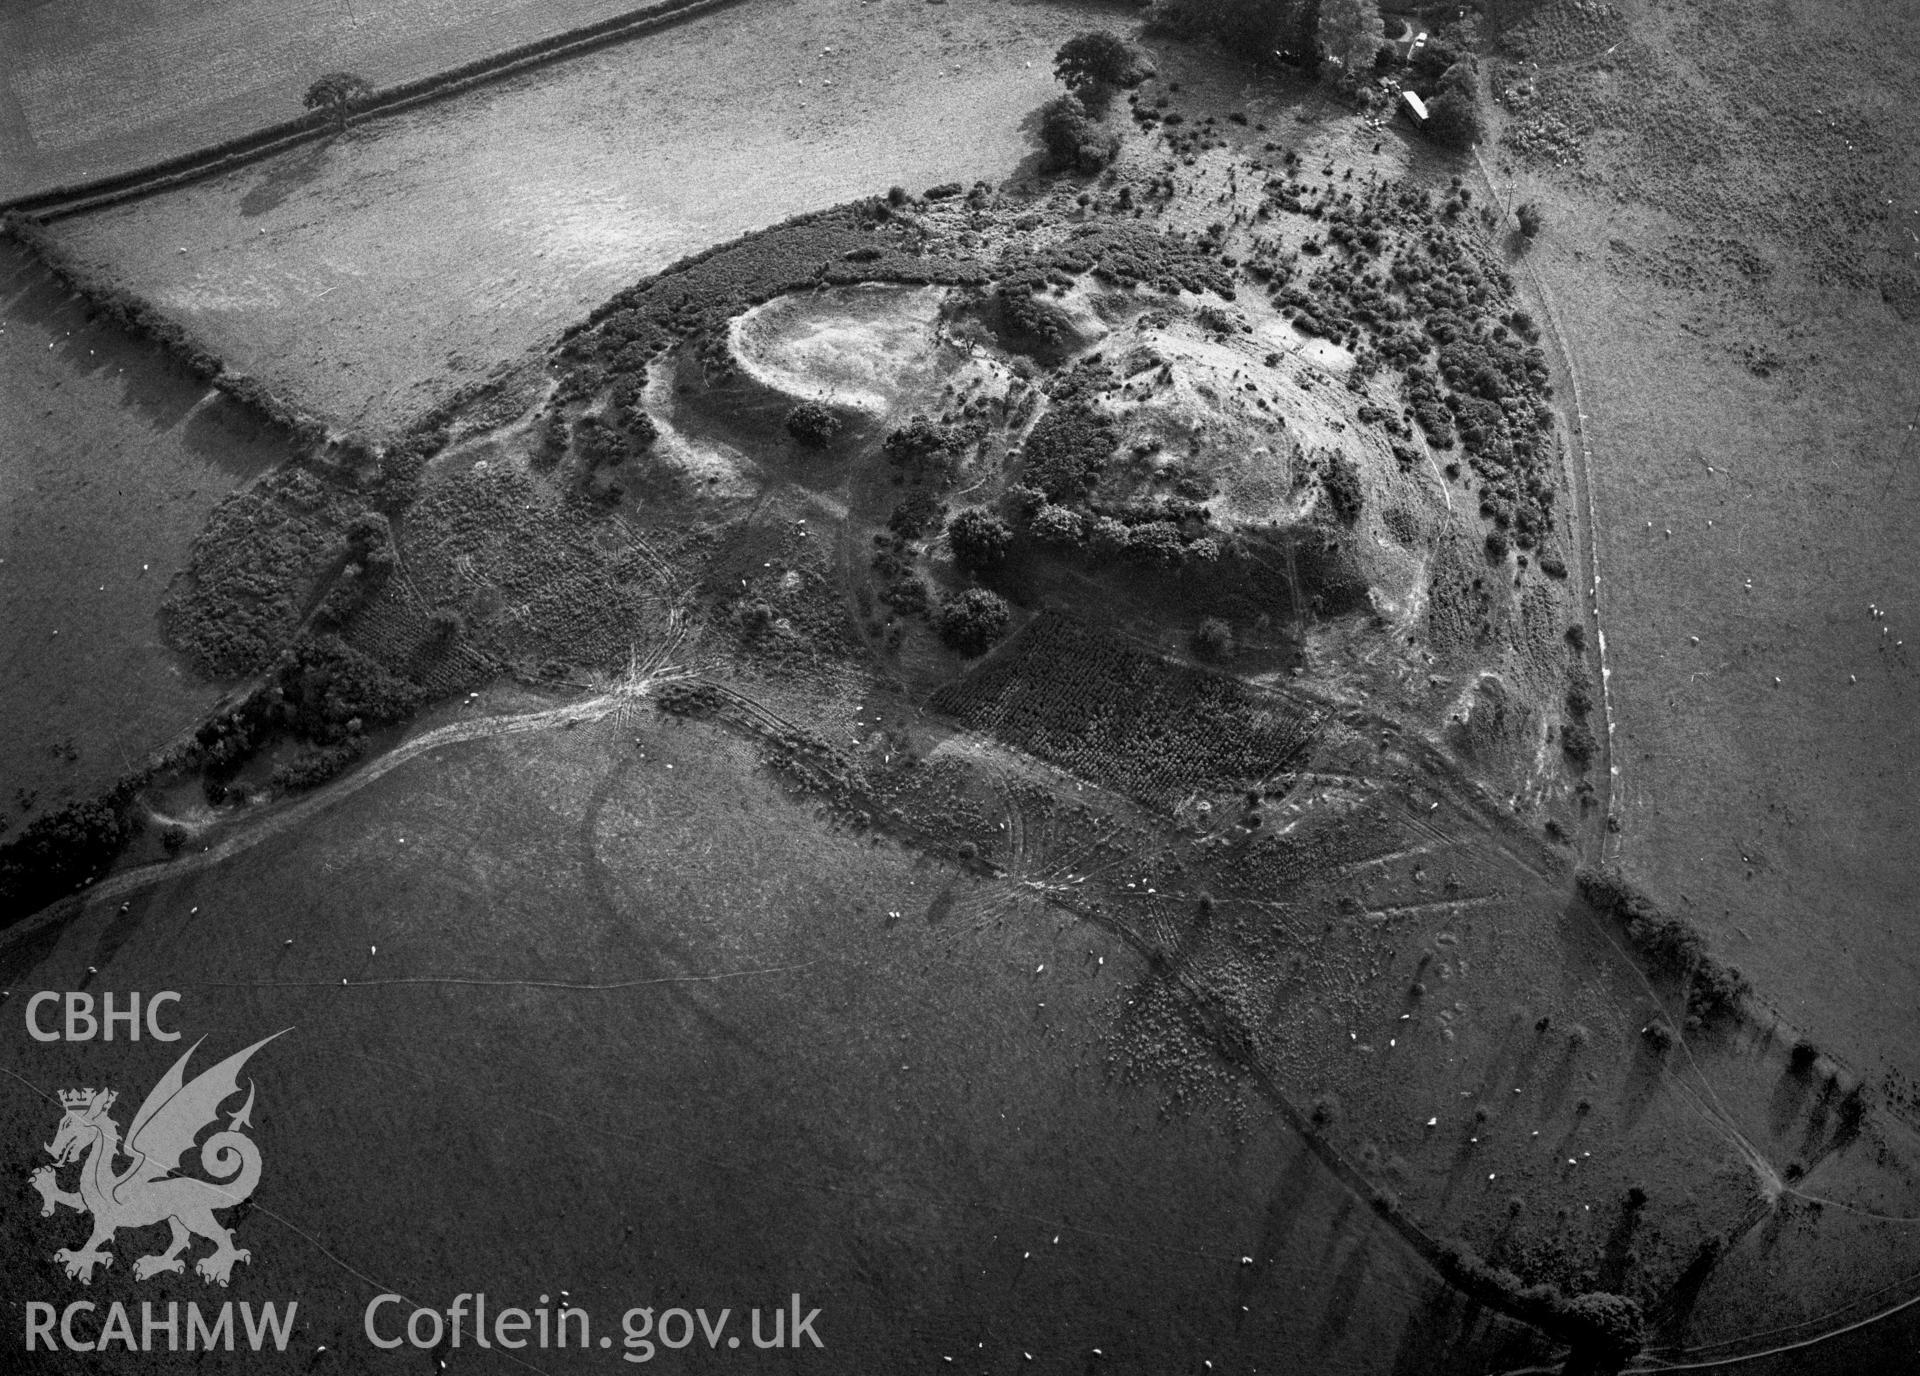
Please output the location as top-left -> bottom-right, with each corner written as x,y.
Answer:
1439,1113 -> 1487,1213
1485,1202 -> 1524,1267
1233,1135 -> 1320,1317
1467,1009 -> 1529,1098
1768,1059 -> 1813,1136
239,138 -> 336,218
1386,1277 -> 1549,1376
1754,1197 -> 1793,1257
1317,1193 -> 1358,1270
6,241 -> 295,493
1004,114 -> 1067,193
83,889 -> 161,978
4,235 -> 292,472
1797,1076 -> 1838,1162
1536,1033 -> 1585,1120
1649,1237 -> 1725,1347
113,350 -> 212,435
0,905 -> 76,982
1509,1017 -> 1551,1086
1389,1283 -> 1483,1376
1594,1195 -> 1642,1291
1314,1233 -> 1373,1350
1619,1024 -> 1669,1131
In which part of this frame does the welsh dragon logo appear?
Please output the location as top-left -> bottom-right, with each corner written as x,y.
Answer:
29,1031 -> 287,1287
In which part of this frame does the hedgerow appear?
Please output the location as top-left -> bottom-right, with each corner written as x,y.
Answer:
1431,1240 -> 1645,1364
1144,0 -> 1313,58
1577,868 -> 1750,1025
0,799 -> 132,924
3,213 -> 331,455
1,217 -> 213,382
269,737 -> 369,792
179,632 -> 426,803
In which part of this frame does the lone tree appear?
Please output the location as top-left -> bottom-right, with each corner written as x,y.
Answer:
1053,31 -> 1151,109
304,73 -> 373,133
785,401 -> 841,447
1316,0 -> 1384,82
1516,200 -> 1545,240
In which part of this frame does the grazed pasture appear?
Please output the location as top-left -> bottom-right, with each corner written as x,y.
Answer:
0,0 -> 674,200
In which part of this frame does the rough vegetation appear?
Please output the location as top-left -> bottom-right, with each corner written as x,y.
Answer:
163,467 -> 376,679
0,798 -> 133,920
938,587 -> 1013,656
1037,94 -> 1121,173
933,614 -> 1316,808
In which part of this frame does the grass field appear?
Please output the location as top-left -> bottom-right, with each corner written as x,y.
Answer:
0,0 -> 686,202
0,707 -> 1554,1373
1479,0 -> 1920,1089
1547,240 -> 1920,1077
0,240 -> 283,833
1445,3 -> 1920,1356
50,0 -> 1116,431
9,0 -> 1920,1364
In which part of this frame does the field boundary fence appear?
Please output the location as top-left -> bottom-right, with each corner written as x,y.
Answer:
1,0 -> 756,222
